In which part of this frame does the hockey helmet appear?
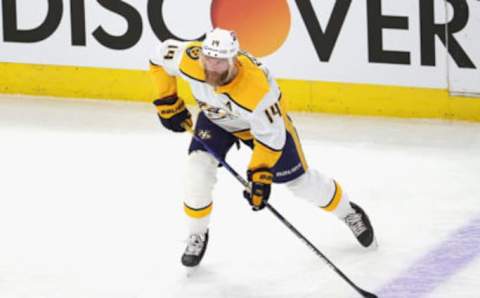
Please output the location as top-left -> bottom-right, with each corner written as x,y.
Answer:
202,28 -> 239,59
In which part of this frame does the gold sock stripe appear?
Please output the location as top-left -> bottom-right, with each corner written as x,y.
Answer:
322,180 -> 343,212
284,115 -> 309,171
184,202 -> 213,219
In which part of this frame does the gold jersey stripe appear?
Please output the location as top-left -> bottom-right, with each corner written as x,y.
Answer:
249,139 -> 283,170
322,180 -> 343,212
233,129 -> 253,141
221,92 -> 253,112
215,56 -> 270,112
149,64 -> 177,99
179,42 -> 205,82
284,114 -> 309,171
184,202 -> 213,219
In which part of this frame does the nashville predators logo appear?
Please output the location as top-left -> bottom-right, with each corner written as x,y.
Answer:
186,46 -> 201,60
197,130 -> 212,140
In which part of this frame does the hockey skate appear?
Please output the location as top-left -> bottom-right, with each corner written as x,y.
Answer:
344,202 -> 376,248
181,230 -> 209,267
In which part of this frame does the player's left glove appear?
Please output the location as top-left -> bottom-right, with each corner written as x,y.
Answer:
243,168 -> 273,211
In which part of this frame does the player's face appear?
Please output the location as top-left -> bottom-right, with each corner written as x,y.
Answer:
202,55 -> 229,73
201,54 -> 230,87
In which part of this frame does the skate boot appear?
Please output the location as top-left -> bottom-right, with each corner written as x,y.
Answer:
344,202 -> 375,248
181,230 -> 209,267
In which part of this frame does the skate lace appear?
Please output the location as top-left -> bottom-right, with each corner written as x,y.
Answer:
185,233 -> 206,256
344,212 -> 367,237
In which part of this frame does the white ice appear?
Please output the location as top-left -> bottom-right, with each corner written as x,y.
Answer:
0,95 -> 479,298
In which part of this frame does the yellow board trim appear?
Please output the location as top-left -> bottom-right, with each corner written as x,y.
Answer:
0,62 -> 156,102
322,180 -> 343,212
184,202 -> 213,219
1,62 -> 479,122
277,78 -> 480,121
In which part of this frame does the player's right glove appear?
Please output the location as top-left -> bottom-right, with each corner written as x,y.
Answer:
153,96 -> 192,132
243,168 -> 273,211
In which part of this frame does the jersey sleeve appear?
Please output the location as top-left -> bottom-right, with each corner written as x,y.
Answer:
248,87 -> 287,171
149,39 -> 186,100
149,39 -> 186,76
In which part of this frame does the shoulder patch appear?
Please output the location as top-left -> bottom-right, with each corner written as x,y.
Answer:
186,45 -> 201,60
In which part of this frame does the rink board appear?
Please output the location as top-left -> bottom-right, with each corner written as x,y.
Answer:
0,62 -> 479,122
1,0 -> 479,121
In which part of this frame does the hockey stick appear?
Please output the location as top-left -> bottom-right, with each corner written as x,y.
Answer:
184,125 -> 377,298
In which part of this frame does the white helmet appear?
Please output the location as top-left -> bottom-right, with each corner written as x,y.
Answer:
202,28 -> 239,59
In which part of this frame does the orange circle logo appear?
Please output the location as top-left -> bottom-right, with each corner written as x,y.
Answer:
211,0 -> 291,57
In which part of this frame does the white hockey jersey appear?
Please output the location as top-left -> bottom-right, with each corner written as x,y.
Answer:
149,39 -> 288,170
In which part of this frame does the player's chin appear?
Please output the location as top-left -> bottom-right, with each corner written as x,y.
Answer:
205,72 -> 224,87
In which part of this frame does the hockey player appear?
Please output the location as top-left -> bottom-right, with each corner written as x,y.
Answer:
149,28 -> 376,268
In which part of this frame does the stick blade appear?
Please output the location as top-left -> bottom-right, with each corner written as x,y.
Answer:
358,289 -> 378,298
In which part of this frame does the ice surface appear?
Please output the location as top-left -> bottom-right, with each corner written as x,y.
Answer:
0,95 -> 479,298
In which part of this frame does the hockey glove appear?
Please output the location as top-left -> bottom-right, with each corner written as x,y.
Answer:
153,96 -> 192,132
243,168 -> 273,211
